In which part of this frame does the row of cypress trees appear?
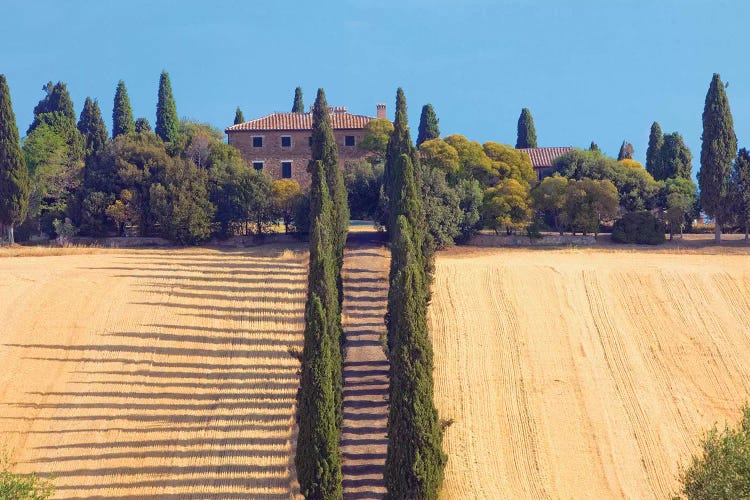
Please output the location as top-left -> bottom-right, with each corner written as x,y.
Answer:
295,88 -> 349,499
383,89 -> 447,499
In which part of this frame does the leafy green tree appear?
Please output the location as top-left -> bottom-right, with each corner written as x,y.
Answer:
564,178 -> 619,237
617,141 -> 634,161
134,117 -> 151,133
344,159 -> 383,220
663,176 -> 697,240
589,141 -> 600,152
155,70 -> 179,142
680,405 -> 750,499
112,80 -> 135,138
443,135 -> 493,185
416,103 -> 440,146
698,73 -> 737,243
660,132 -> 692,180
530,174 -> 569,234
233,107 -> 244,125
28,81 -> 76,135
310,88 -> 349,307
77,97 -> 108,157
359,118 -> 394,163
645,122 -> 664,179
483,142 -> 536,186
482,178 -> 532,234
731,148 -> 750,240
611,211 -> 665,245
292,87 -> 304,113
0,75 -> 30,244
272,179 -> 303,233
419,138 -> 460,177
515,108 -> 537,148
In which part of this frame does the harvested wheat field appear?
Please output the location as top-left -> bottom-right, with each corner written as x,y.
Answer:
430,246 -> 750,499
0,245 -> 307,499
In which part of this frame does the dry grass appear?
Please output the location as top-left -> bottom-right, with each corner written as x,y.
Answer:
430,247 -> 750,499
0,244 -> 109,258
0,244 -> 307,499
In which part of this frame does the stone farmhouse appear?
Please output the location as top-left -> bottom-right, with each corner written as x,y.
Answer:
518,147 -> 574,180
225,104 -> 387,188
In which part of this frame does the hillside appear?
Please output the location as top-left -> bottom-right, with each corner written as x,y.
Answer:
0,246 -> 307,499
429,247 -> 750,499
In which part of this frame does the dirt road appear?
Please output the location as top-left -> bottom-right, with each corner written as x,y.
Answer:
430,247 -> 750,499
0,246 -> 307,499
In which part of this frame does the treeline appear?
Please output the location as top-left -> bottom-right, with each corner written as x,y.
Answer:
0,72 -> 307,245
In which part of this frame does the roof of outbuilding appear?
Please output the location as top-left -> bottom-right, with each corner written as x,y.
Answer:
225,111 -> 375,132
518,147 -> 574,168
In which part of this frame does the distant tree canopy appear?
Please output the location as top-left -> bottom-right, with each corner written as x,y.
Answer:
617,141 -> 634,161
155,71 -> 179,143
516,108 -> 537,149
28,81 -> 76,135
292,87 -> 304,113
416,103 -> 440,146
233,107 -> 245,125
112,80 -> 135,138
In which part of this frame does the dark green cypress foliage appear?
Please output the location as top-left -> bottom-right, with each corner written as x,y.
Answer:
78,97 -> 109,156
233,107 -> 244,125
515,108 -> 537,149
112,80 -> 135,138
589,141 -> 600,152
135,117 -> 152,133
292,87 -> 304,113
383,88 -> 418,232
416,104 -> 440,146
617,141 -> 634,160
660,132 -> 693,180
698,73 -> 737,242
310,88 -> 349,309
28,81 -> 76,134
296,160 -> 343,499
646,122 -> 664,179
155,70 -> 179,143
0,75 -> 30,244
384,215 -> 446,500
731,148 -> 750,239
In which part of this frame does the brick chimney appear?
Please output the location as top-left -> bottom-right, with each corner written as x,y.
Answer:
376,103 -> 386,119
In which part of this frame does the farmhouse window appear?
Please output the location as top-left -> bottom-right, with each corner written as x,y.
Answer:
345,135 -> 355,146
281,161 -> 292,179
252,161 -> 263,171
281,136 -> 292,147
252,136 -> 263,147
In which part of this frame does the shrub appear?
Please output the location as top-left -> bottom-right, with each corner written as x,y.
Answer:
0,454 -> 54,500
679,406 -> 750,499
611,211 -> 665,245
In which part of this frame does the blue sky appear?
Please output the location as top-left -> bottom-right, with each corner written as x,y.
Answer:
2,0 -> 748,171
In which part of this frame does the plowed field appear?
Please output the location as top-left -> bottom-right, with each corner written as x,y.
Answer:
430,247 -> 750,499
0,246 -> 307,499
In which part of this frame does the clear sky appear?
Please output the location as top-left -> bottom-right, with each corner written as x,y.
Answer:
2,0 -> 748,171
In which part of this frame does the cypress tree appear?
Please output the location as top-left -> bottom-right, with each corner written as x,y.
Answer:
645,122 -> 664,179
155,70 -> 179,143
698,73 -> 737,243
0,75 -> 30,244
233,107 -> 244,125
28,81 -> 76,134
416,104 -> 440,146
731,148 -> 750,240
383,88 -> 418,232
617,141 -> 634,160
660,132 -> 692,180
112,80 -> 135,138
589,141 -> 600,152
78,97 -> 108,156
310,88 -> 349,309
296,161 -> 343,499
135,117 -> 152,133
515,108 -> 537,149
292,87 -> 304,113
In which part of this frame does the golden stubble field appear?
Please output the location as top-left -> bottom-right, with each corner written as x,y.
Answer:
429,246 -> 750,499
0,245 -> 308,499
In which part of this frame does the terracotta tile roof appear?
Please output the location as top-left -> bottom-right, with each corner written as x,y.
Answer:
518,147 -> 574,169
226,111 -> 375,132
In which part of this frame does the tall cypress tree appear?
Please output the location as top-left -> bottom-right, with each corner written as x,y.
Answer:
617,141 -> 634,160
310,88 -> 349,309
589,141 -> 600,152
112,80 -> 135,138
515,108 -> 537,149
0,75 -> 30,244
698,73 -> 737,243
731,148 -> 750,240
78,97 -> 109,156
233,107 -> 244,124
292,87 -> 304,113
645,122 -> 664,179
295,161 -> 342,499
155,70 -> 179,142
416,104 -> 440,146
660,132 -> 692,180
383,88 -> 418,232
